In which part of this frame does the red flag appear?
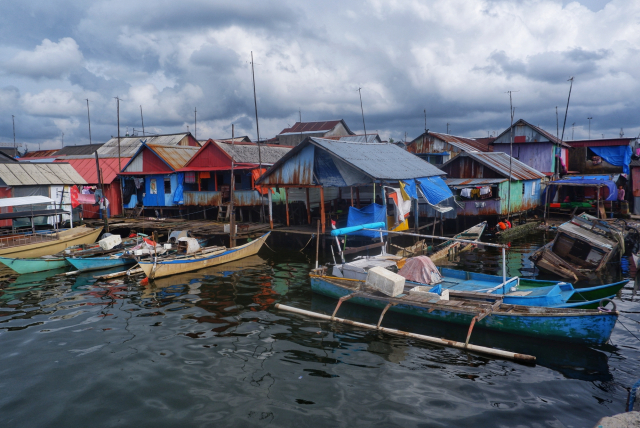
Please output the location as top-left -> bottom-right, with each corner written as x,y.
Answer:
70,186 -> 80,208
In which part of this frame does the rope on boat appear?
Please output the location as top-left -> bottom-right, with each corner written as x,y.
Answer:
628,379 -> 640,412
299,234 -> 316,252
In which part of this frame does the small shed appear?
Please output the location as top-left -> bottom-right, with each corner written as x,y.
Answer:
491,119 -> 571,176
407,132 -> 490,166
440,152 -> 545,217
0,162 -> 87,227
256,137 -> 452,232
177,139 -> 292,218
119,143 -> 200,210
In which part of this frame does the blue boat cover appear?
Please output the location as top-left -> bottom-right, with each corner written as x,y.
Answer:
346,204 -> 387,237
590,146 -> 632,175
552,177 -> 618,201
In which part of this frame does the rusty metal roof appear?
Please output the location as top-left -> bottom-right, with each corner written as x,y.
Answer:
147,144 -> 199,170
278,120 -> 354,135
20,150 -> 59,158
445,178 -> 507,187
97,133 -> 198,157
0,162 -> 87,185
444,152 -> 546,181
428,132 -> 491,152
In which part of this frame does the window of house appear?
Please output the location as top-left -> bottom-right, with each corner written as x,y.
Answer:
164,177 -> 172,194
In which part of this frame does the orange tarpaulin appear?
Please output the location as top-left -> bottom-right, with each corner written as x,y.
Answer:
251,168 -> 272,195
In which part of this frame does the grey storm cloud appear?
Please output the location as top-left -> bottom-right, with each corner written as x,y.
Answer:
0,0 -> 638,150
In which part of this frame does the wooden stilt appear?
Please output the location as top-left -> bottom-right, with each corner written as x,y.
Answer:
356,187 -> 361,208
350,187 -> 354,207
285,188 -> 290,226
268,189 -> 273,230
306,187 -> 311,224
320,186 -> 326,234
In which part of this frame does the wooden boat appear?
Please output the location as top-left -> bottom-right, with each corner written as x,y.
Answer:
435,267 -> 626,309
0,226 -> 103,259
138,232 -> 270,279
531,214 -> 628,280
65,254 -> 137,272
394,222 -> 486,260
310,273 -> 618,346
0,256 -> 69,274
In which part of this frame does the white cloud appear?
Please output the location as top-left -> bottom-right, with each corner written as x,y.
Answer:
4,38 -> 84,79
21,89 -> 84,116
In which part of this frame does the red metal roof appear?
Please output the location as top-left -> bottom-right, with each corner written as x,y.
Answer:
55,157 -> 131,184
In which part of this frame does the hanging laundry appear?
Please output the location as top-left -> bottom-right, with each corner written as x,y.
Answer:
386,187 -> 412,224
185,172 -> 196,184
460,188 -> 472,198
133,178 -> 143,189
470,188 -> 481,198
479,186 -> 491,195
398,181 -> 411,201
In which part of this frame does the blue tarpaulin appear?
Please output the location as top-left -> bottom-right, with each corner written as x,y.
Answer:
590,146 -> 632,175
173,172 -> 184,205
551,177 -> 618,201
400,176 -> 453,205
346,204 -> 387,238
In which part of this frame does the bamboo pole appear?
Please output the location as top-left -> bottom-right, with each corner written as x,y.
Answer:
285,187 -> 290,226
275,304 -> 535,364
320,186 -> 326,234
306,187 -> 311,224
315,219 -> 320,269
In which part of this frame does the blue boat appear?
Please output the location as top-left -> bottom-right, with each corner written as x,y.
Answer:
65,254 -> 137,272
310,274 -> 618,346
0,256 -> 70,274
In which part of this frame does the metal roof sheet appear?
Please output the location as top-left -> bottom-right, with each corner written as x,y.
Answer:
310,138 -> 445,180
97,133 -> 195,157
0,163 -> 87,185
444,152 -> 546,181
494,119 -> 571,148
428,132 -> 491,152
0,196 -> 55,208
215,141 -> 292,165
278,120 -> 354,135
147,144 -> 199,170
55,144 -> 103,156
55,157 -> 131,184
20,150 -> 59,158
445,178 -> 508,187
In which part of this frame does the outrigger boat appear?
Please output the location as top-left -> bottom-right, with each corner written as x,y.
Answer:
395,221 -> 487,261
309,272 -> 618,346
329,223 -> 626,309
138,232 -> 270,279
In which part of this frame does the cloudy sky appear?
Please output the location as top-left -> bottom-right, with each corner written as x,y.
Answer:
0,0 -> 638,151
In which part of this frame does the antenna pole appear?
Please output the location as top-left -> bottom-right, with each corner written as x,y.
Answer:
115,97 -> 121,172
507,91 -> 514,221
358,88 -> 367,141
61,132 -> 64,148
140,105 -> 145,136
230,123 -> 235,247
560,77 -> 573,143
251,51 -> 265,222
11,115 -> 16,152
86,99 -> 92,145
588,117 -> 592,139
194,107 -> 197,140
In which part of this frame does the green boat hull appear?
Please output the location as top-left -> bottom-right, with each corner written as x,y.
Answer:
0,256 -> 70,274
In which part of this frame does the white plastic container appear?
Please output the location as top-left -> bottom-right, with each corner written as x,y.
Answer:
223,224 -> 237,233
98,234 -> 122,250
365,266 -> 405,297
163,244 -> 172,250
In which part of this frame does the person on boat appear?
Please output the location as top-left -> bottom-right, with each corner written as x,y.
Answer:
505,219 -> 512,228
617,185 -> 626,209
497,220 -> 507,231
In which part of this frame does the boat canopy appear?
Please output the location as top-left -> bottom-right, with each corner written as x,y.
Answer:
548,177 -> 618,201
0,196 -> 56,208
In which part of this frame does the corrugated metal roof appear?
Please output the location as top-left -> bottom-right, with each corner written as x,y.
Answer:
429,132 -> 491,152
323,134 -> 382,143
21,150 -> 59,158
97,133 -> 197,157
445,178 -> 507,187
494,119 -> 571,148
148,144 -> 199,170
278,120 -> 354,135
55,144 -> 103,156
215,141 -> 292,165
55,157 -> 131,184
446,152 -> 546,180
0,162 -> 87,185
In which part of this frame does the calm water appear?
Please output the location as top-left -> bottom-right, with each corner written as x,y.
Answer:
0,232 -> 638,427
